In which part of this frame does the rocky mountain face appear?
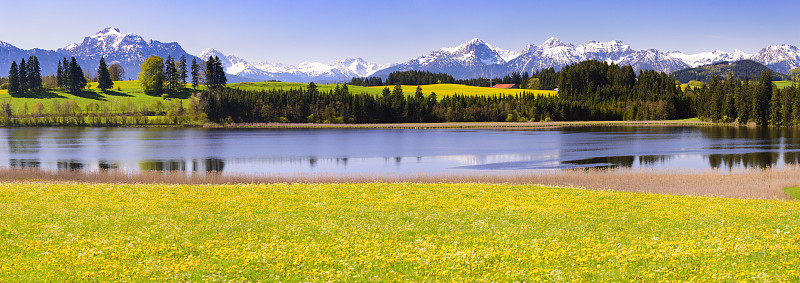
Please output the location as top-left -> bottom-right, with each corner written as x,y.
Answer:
57,27 -> 196,80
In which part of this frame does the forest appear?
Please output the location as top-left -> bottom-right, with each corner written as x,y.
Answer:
200,61 -> 695,124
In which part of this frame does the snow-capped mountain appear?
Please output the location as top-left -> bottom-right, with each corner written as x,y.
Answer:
4,27 -> 800,83
197,48 -> 389,83
372,38 -> 521,78
749,44 -> 800,74
58,27 -> 196,80
377,37 -> 800,78
668,49 -> 751,68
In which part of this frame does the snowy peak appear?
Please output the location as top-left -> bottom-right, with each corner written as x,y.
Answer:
540,37 -> 571,49
94,27 -> 123,37
196,49 -> 387,82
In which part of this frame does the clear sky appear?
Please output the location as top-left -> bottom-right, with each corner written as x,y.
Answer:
1,0 -> 798,65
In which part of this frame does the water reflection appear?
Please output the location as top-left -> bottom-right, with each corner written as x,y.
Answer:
0,126 -> 799,173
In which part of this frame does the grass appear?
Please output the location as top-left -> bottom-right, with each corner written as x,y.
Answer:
0,181 -> 798,281
0,81 -> 200,114
773,80 -> 797,89
227,81 -> 557,97
784,186 -> 800,200
367,83 -> 557,97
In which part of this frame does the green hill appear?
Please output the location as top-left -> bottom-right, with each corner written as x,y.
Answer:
671,60 -> 789,83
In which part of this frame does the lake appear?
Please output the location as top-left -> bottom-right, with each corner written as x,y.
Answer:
0,126 -> 798,174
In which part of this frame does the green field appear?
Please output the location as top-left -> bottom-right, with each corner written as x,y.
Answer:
683,80 -> 797,90
229,81 -> 557,97
0,81 -> 199,114
1,181 -> 798,281
773,80 -> 797,89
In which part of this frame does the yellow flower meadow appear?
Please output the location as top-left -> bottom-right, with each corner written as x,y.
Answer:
0,182 -> 798,281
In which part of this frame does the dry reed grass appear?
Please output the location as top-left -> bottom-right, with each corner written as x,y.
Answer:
0,166 -> 797,200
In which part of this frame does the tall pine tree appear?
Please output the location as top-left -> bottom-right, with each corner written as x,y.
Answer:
191,57 -> 199,89
28,56 -> 41,92
67,57 -> 87,94
97,57 -> 113,91
179,55 -> 187,87
56,59 -> 63,90
18,59 -> 27,92
753,70 -> 773,127
7,61 -> 20,95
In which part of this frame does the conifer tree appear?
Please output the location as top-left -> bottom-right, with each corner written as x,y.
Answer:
179,55 -> 187,87
18,59 -> 27,92
191,57 -> 199,89
753,70 -> 773,127
28,56 -> 41,91
67,57 -> 87,94
56,59 -> 63,90
7,61 -> 20,95
97,57 -> 113,91
214,56 -> 226,87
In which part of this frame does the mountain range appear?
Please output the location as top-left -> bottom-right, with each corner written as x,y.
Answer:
1,27 -> 800,83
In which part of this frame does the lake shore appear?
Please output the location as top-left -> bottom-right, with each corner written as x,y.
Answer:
203,119 -> 725,129
2,166 -> 796,200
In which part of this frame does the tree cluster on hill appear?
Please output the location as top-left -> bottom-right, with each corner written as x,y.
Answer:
671,60 -> 788,83
690,70 -> 800,127
204,56 -> 226,89
7,56 -> 43,95
138,55 -> 210,95
55,57 -> 86,94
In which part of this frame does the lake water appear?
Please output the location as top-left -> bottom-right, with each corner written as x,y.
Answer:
0,126 -> 798,174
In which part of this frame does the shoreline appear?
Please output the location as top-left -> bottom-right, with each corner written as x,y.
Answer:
1,166 -> 797,200
204,120 -> 724,129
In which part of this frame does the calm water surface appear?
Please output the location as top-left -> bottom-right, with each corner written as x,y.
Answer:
0,126 -> 798,173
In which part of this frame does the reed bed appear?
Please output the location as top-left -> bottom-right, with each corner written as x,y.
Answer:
0,166 -> 797,200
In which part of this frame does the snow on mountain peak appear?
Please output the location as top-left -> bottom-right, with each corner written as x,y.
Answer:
540,37 -> 569,48
95,27 -> 123,36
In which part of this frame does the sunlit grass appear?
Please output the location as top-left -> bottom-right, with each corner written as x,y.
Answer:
0,81 -> 202,114
228,81 -> 557,97
784,186 -> 800,200
0,181 -> 798,281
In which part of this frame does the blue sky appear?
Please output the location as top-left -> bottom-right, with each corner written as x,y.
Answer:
1,0 -> 798,65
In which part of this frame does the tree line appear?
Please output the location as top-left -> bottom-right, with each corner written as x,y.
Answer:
690,70 -> 800,127
349,68 -> 559,90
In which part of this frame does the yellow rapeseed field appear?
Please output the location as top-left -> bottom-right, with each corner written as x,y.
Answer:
0,182 -> 798,281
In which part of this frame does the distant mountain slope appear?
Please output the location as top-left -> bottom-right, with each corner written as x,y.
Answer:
671,60 -> 789,83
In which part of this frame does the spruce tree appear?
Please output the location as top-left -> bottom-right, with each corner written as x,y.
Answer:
97,57 -> 113,91
179,55 -> 187,87
18,59 -> 27,92
753,70 -> 773,127
191,57 -> 199,89
7,61 -> 20,95
28,56 -> 41,92
68,57 -> 87,94
204,56 -> 216,89
56,59 -> 63,90
214,56 -> 226,87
